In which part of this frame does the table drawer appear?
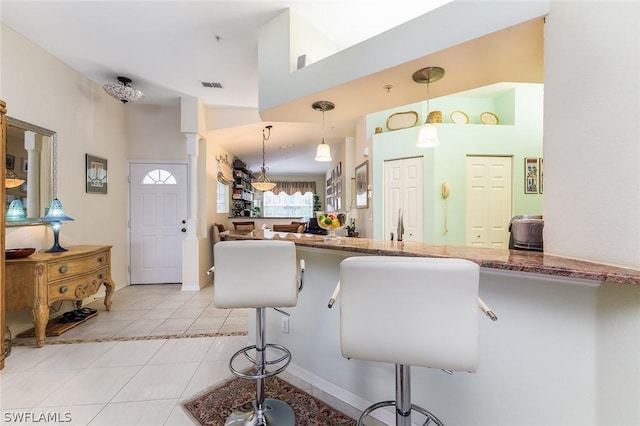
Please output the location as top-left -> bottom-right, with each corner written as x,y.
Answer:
48,266 -> 110,303
48,251 -> 109,281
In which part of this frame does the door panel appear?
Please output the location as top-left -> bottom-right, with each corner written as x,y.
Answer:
130,163 -> 187,284
402,158 -> 423,241
465,156 -> 512,248
384,157 -> 424,242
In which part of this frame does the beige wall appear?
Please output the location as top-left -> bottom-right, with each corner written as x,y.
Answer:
543,1 -> 640,268
127,104 -> 186,161
1,24 -> 130,332
1,24 -> 129,289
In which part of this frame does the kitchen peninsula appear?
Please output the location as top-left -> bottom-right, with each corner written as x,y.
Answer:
225,230 -> 640,425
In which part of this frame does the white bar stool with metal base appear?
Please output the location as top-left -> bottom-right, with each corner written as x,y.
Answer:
338,256 -> 487,426
213,240 -> 304,426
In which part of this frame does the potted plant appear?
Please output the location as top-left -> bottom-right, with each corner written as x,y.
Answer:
313,194 -> 322,212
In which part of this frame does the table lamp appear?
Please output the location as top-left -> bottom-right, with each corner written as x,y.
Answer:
6,199 -> 27,221
39,199 -> 74,252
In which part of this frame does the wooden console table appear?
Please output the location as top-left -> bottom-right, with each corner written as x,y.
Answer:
6,245 -> 115,347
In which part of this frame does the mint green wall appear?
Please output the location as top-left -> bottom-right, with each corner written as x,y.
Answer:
369,83 -> 543,245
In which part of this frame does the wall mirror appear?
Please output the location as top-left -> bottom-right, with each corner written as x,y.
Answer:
5,116 -> 56,226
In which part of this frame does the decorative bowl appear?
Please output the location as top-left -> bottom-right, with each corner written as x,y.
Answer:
5,248 -> 36,259
316,211 -> 349,241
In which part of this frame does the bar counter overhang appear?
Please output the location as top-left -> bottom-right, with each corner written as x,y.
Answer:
223,230 -> 640,425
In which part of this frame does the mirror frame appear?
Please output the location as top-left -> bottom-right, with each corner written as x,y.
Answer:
5,116 -> 57,226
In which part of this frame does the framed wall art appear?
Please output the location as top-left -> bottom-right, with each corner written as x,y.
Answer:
524,157 -> 539,194
86,154 -> 108,194
539,157 -> 543,194
6,154 -> 15,170
355,160 -> 369,208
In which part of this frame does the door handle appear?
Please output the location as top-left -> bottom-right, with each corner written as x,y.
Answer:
181,228 -> 187,233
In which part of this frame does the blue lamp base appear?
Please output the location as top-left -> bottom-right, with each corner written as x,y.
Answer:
46,222 -> 68,253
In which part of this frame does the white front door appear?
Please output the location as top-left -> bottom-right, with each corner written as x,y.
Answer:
384,157 -> 424,242
129,163 -> 188,284
465,156 -> 513,248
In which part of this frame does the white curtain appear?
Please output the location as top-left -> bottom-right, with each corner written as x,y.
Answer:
217,162 -> 233,185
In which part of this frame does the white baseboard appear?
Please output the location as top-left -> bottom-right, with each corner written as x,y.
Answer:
180,284 -> 201,292
286,362 -> 395,425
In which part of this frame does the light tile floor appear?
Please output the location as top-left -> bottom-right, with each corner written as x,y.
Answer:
2,284 -> 371,425
1,284 -> 252,425
12,284 -> 248,345
1,334 -> 252,425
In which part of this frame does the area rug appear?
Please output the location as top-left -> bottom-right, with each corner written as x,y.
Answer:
182,373 -> 356,425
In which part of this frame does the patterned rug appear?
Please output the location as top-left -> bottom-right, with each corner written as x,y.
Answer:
182,373 -> 356,425
12,331 -> 247,346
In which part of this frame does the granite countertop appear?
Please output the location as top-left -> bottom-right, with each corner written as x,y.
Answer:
223,230 -> 640,286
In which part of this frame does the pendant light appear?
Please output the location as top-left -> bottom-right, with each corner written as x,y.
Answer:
312,100 -> 335,162
5,169 -> 25,188
251,125 -> 277,192
412,67 -> 445,148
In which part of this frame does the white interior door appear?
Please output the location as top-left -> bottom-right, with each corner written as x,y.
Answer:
130,163 -> 188,284
465,156 -> 513,248
384,157 -> 424,242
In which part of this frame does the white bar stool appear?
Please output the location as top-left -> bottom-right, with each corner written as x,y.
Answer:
213,240 -> 304,426
339,256 -> 482,426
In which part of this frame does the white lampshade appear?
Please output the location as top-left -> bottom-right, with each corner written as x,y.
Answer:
416,123 -> 440,148
315,141 -> 332,161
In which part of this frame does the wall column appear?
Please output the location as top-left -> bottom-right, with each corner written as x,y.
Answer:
181,132 -> 202,291
184,133 -> 199,239
23,131 -> 42,217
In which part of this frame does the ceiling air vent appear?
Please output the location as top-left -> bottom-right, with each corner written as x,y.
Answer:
201,81 -> 223,88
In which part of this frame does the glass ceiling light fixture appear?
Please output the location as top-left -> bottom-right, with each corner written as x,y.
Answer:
251,125 -> 277,192
5,169 -> 25,188
312,100 -> 335,162
412,66 -> 445,148
103,76 -> 144,103
39,198 -> 75,252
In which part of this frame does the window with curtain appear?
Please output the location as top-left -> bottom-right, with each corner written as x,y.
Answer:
216,158 -> 232,213
262,181 -> 316,219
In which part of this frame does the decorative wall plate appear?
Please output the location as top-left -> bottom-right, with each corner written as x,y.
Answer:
386,111 -> 418,131
450,110 -> 469,124
480,111 -> 499,125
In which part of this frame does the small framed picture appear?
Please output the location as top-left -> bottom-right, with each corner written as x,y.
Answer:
22,158 -> 28,173
539,157 -> 543,194
524,157 -> 539,194
6,154 -> 15,170
86,154 -> 108,194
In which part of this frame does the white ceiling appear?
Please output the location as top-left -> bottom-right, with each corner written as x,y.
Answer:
1,1 -> 542,175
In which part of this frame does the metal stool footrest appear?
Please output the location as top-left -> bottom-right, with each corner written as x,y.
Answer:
229,343 -> 292,380
357,400 -> 444,426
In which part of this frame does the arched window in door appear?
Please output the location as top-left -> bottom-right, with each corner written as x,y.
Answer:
142,169 -> 177,185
